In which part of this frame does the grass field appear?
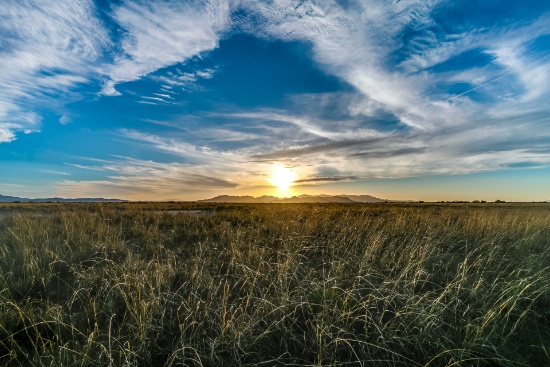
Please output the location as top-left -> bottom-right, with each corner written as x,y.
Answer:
1,202 -> 549,366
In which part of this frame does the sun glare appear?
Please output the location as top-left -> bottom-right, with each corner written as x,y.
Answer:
270,166 -> 297,189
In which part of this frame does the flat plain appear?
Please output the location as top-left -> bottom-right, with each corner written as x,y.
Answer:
1,202 -> 549,366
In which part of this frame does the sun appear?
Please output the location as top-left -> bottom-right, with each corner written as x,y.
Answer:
270,166 -> 297,189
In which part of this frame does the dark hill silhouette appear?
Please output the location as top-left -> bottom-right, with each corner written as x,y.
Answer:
0,194 -> 125,203
200,194 -> 388,203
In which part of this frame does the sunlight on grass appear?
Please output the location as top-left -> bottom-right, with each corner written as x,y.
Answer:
0,202 -> 549,366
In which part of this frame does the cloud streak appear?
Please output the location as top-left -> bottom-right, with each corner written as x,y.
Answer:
295,176 -> 359,184
58,156 -> 242,201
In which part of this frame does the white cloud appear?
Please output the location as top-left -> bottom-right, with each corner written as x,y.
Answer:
120,129 -> 246,166
59,114 -> 72,125
217,111 -> 388,141
100,0 -> 230,95
238,0 -> 550,132
238,0 -> 465,130
56,155 -> 251,200
0,113 -> 42,142
0,0 -> 109,142
0,0 -> 231,143
100,81 -> 122,97
0,128 -> 16,143
153,93 -> 173,99
490,46 -> 550,102
39,169 -> 70,176
65,163 -> 106,171
54,104 -> 550,199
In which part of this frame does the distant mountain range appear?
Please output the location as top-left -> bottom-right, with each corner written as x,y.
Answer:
1,193 -> 388,204
199,194 -> 389,203
0,194 -> 125,203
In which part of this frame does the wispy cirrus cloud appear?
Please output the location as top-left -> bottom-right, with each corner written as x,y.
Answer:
0,0 -> 109,142
241,0 -> 550,131
64,163 -> 106,172
100,1 -> 550,194
58,155 -> 243,201
101,0 -> 230,96
295,176 -> 358,184
58,105 -> 550,198
185,0 -> 548,183
217,111 -> 389,141
240,0 -> 456,130
140,66 -> 218,105
0,0 -> 231,142
119,129 -> 247,166
191,98 -> 550,180
39,169 -> 70,176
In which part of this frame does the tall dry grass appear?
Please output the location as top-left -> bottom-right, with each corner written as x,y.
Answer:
0,202 -> 549,366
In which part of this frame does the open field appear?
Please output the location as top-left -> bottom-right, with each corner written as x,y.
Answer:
1,202 -> 549,366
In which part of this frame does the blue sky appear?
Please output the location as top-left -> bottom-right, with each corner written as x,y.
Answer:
1,0 -> 550,201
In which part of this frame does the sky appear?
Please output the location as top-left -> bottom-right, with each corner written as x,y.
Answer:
1,0 -> 550,202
